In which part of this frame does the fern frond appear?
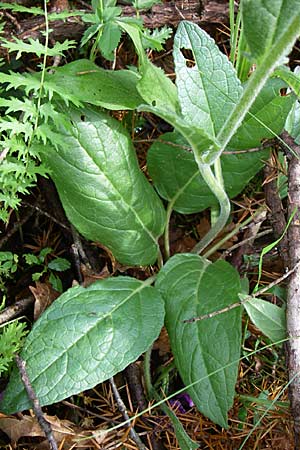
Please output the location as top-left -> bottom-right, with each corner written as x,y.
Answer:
39,102 -> 71,129
0,97 -> 37,120
1,37 -> 76,59
0,2 -> 84,20
0,71 -> 42,95
0,118 -> 33,141
34,123 -> 67,147
0,320 -> 27,376
0,2 -> 44,15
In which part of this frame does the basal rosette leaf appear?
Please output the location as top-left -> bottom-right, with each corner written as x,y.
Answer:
137,59 -> 179,113
42,59 -> 144,110
156,254 -> 242,427
1,277 -> 164,413
147,131 -> 269,213
173,21 -> 243,137
41,106 -> 166,265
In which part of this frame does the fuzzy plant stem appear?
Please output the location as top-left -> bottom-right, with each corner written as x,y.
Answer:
191,161 -> 230,254
209,157 -> 224,226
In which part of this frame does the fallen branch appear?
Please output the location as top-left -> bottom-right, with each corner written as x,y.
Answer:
0,297 -> 34,325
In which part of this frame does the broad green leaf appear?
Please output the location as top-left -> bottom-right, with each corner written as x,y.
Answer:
102,5 -> 122,21
242,295 -> 286,343
228,78 -> 295,149
241,0 -> 300,62
41,107 -> 166,266
156,254 -> 242,427
48,258 -> 71,272
132,0 -> 161,10
1,276 -> 164,413
137,59 -> 179,112
216,11 -> 300,160
173,21 -> 242,137
147,131 -> 269,213
98,22 -> 122,60
42,59 -> 144,110
116,19 -> 146,64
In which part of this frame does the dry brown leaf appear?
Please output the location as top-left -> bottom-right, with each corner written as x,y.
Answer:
80,263 -> 111,287
0,414 -> 75,445
172,235 -> 197,254
153,326 -> 171,355
0,414 -> 106,449
29,281 -> 60,320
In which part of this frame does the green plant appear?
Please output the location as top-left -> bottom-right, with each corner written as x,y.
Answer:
1,0 -> 300,444
0,0 -> 78,222
24,247 -> 71,293
0,318 -> 27,377
0,251 -> 18,292
82,0 -> 172,61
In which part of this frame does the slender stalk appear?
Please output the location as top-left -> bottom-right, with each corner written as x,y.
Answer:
143,345 -> 153,398
191,163 -> 230,254
33,0 -> 49,135
164,202 -> 173,261
90,28 -> 103,62
229,0 -> 239,65
203,206 -> 267,259
143,346 -> 198,449
210,157 -> 223,226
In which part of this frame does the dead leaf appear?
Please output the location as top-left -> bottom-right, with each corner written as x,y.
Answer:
0,414 -> 75,445
0,414 -> 105,449
80,263 -> 111,287
195,217 -> 211,238
29,281 -> 60,320
153,327 -> 171,355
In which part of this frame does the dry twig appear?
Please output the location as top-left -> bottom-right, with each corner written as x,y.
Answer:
15,354 -> 58,450
109,376 -> 148,450
0,297 -> 34,325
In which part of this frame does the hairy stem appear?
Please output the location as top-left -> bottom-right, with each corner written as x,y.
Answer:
164,202 -> 173,261
191,163 -> 230,254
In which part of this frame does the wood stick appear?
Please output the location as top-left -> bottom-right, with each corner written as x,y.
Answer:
15,355 -> 58,450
